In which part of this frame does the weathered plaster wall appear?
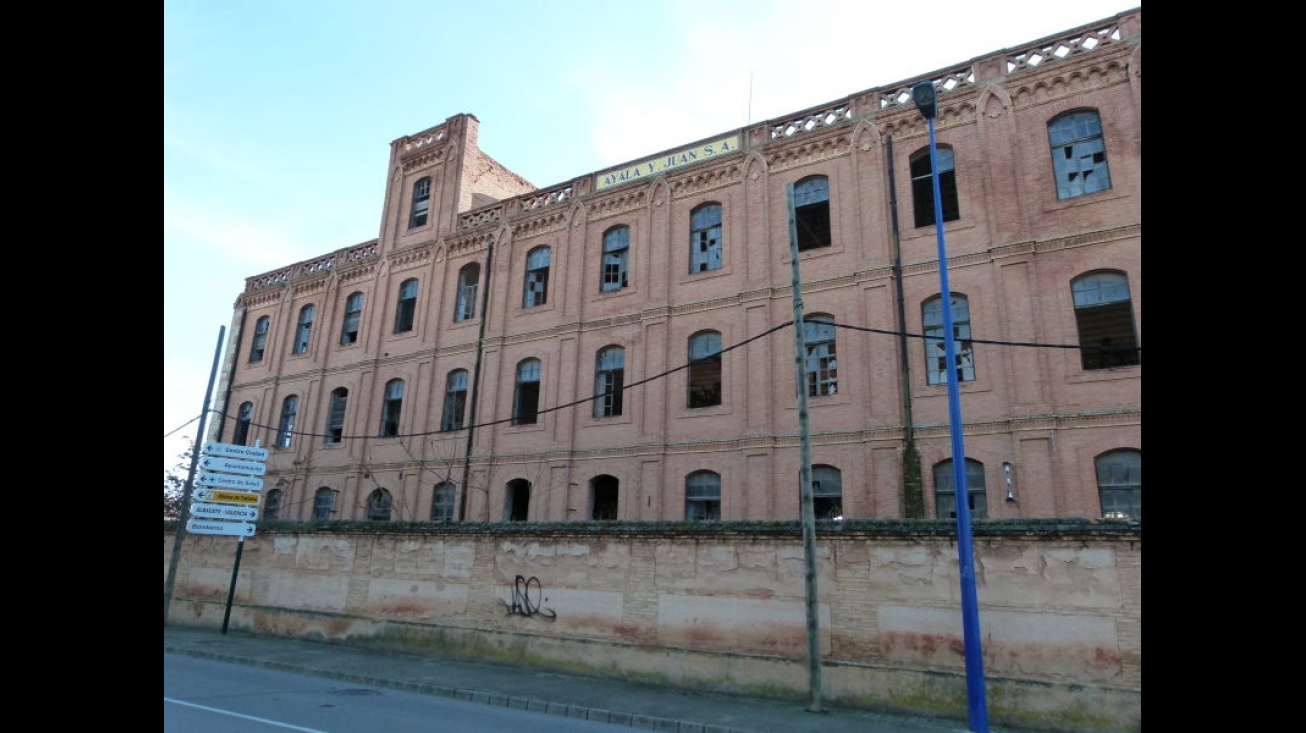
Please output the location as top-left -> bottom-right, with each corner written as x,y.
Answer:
165,522 -> 1140,733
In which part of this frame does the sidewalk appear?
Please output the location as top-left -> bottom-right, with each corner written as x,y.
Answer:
165,624 -> 992,733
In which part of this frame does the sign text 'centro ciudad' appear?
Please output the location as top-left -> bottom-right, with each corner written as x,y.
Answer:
595,135 -> 739,191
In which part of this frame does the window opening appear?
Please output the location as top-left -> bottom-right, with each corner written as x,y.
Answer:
923,294 -> 976,385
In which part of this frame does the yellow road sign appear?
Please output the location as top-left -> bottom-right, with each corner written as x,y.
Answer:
192,489 -> 261,505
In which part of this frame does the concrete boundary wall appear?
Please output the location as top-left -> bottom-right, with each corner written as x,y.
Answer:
164,521 -> 1140,733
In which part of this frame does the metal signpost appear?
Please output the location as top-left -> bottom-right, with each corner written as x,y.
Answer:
191,440 -> 267,634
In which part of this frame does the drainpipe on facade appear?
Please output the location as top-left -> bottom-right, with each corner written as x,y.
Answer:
457,240 -> 495,521
885,135 -> 924,518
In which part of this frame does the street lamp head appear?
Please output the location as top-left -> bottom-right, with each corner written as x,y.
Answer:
911,82 -> 937,120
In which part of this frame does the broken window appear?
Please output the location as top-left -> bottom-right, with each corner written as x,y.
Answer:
379,379 -> 404,437
1049,110 -> 1111,199
293,304 -> 314,355
1072,271 -> 1139,370
277,395 -> 298,449
326,387 -> 347,444
910,145 -> 960,227
686,471 -> 721,520
249,316 -> 270,362
803,314 -> 838,397
340,292 -> 364,346
441,369 -> 468,431
790,176 -> 831,251
366,489 -> 393,521
593,346 -> 625,418
687,330 -> 722,408
394,279 -> 418,334
513,359 -> 541,426
409,176 -> 431,228
1096,449 -> 1141,521
690,203 -> 722,273
523,246 -> 551,308
923,294 -> 976,385
601,225 -> 630,292
456,263 -> 480,321
934,458 -> 988,519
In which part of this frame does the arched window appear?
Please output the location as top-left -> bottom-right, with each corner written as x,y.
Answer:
1072,271 -> 1139,370
394,279 -> 418,334
431,482 -> 456,521
811,465 -> 843,520
441,369 -> 468,431
523,246 -> 551,308
590,475 -> 619,520
685,471 -> 721,520
249,316 -> 270,362
505,479 -> 531,521
690,203 -> 722,273
233,401 -> 253,446
1096,449 -> 1140,521
312,488 -> 338,521
512,359 -> 541,425
263,488 -> 283,520
1049,110 -> 1111,199
803,314 -> 838,397
923,294 -> 976,385
688,330 -> 722,408
379,379 -> 404,437
409,176 -> 431,228
934,458 -> 988,519
910,145 -> 960,227
455,263 -> 480,321
366,489 -> 393,521
340,292 -> 364,346
593,346 -> 625,418
325,388 -> 348,444
601,226 -> 630,292
293,304 -> 315,354
277,395 -> 298,449
791,176 -> 831,251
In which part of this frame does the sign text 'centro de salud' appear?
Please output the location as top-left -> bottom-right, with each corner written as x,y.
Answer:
595,135 -> 739,191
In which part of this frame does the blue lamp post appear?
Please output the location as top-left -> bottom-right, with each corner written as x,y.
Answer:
911,81 -> 989,733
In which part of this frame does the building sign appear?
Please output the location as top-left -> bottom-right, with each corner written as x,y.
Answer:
595,135 -> 740,191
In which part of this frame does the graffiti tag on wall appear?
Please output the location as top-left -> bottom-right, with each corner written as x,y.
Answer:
500,575 -> 557,620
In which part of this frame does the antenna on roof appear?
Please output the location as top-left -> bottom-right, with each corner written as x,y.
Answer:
748,71 -> 754,124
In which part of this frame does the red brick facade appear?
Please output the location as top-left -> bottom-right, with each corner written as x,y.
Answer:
216,9 -> 1141,525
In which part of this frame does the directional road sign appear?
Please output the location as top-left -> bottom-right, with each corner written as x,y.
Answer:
186,519 -> 256,537
196,472 -> 264,491
190,503 -> 259,522
202,442 -> 270,462
192,488 -> 261,505
198,456 -> 267,476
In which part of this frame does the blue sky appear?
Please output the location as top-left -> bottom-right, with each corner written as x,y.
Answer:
164,0 -> 1139,471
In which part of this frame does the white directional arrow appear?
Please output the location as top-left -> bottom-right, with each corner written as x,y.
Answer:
190,503 -> 259,521
186,519 -> 256,537
198,456 -> 267,476
197,472 -> 264,491
201,442 -> 270,461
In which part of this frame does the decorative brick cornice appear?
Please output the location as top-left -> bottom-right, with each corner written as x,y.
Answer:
292,276 -> 329,298
1009,57 -> 1131,108
511,210 -> 568,239
588,188 -> 649,221
765,131 -> 852,173
387,244 -> 432,273
669,161 -> 744,199
448,230 -> 493,259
